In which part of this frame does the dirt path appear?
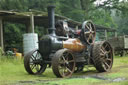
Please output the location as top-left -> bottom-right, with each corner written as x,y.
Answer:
73,65 -> 128,85
74,64 -> 128,78
10,64 -> 128,85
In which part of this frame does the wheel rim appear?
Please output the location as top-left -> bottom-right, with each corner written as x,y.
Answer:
83,21 -> 96,44
52,49 -> 76,78
100,42 -> 113,71
29,50 -> 46,74
58,51 -> 75,77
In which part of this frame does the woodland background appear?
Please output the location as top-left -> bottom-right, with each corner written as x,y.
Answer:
0,0 -> 128,52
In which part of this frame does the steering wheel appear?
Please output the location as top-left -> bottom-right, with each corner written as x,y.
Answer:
81,21 -> 96,45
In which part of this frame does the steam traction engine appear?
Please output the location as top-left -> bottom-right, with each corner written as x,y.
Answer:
24,6 -> 113,78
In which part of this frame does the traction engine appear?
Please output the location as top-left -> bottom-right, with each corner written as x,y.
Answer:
24,5 -> 113,78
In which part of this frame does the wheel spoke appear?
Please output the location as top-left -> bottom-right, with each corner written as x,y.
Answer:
37,52 -> 40,59
66,67 -> 72,73
32,55 -> 36,60
100,46 -> 105,54
106,50 -> 111,54
101,56 -> 106,61
87,38 -> 90,43
102,46 -> 106,51
89,24 -> 92,31
91,31 -> 95,34
104,44 -> 108,49
36,52 -> 38,57
100,53 -> 105,56
65,52 -> 69,57
100,48 -> 105,54
85,24 -> 90,30
90,33 -> 93,39
30,56 -> 34,61
62,67 -> 66,76
90,34 -> 93,41
87,34 -> 92,42
62,56 -> 66,61
106,58 -> 112,61
84,31 -> 90,34
30,64 -> 36,70
68,60 -> 75,63
103,62 -> 110,69
65,53 -> 69,61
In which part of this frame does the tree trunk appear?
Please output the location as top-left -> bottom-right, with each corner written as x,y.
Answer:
80,0 -> 90,19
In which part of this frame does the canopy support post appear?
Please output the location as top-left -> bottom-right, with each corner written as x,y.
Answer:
0,17 -> 4,51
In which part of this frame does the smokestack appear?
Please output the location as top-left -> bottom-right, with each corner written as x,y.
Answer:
47,5 -> 56,35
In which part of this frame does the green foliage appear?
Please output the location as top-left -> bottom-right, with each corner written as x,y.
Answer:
4,23 -> 26,52
0,0 -> 28,11
0,0 -> 128,52
90,9 -> 117,28
58,0 -> 85,22
34,26 -> 48,38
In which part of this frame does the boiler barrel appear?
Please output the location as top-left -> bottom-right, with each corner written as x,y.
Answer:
23,33 -> 39,55
63,39 -> 86,52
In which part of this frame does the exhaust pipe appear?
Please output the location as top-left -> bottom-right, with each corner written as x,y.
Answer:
47,5 -> 56,35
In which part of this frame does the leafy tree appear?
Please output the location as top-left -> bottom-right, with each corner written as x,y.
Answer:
0,0 -> 128,52
4,23 -> 26,52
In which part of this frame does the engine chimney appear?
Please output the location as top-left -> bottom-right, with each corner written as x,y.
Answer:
47,5 -> 56,35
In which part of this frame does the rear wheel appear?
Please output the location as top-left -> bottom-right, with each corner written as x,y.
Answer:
92,41 -> 113,72
24,49 -> 47,75
52,49 -> 75,78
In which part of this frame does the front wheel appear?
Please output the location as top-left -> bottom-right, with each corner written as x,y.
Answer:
24,49 -> 47,75
52,49 -> 76,78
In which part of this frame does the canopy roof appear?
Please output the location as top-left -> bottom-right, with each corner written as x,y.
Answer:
0,10 -> 116,32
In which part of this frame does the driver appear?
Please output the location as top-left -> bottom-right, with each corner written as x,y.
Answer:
55,20 -> 66,36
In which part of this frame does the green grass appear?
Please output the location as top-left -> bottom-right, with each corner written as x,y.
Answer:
103,81 -> 128,85
0,57 -> 56,85
0,56 -> 128,85
113,56 -> 128,67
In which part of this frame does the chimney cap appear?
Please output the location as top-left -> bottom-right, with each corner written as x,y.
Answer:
47,5 -> 56,9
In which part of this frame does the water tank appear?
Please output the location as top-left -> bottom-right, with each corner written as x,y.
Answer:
23,33 -> 38,55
